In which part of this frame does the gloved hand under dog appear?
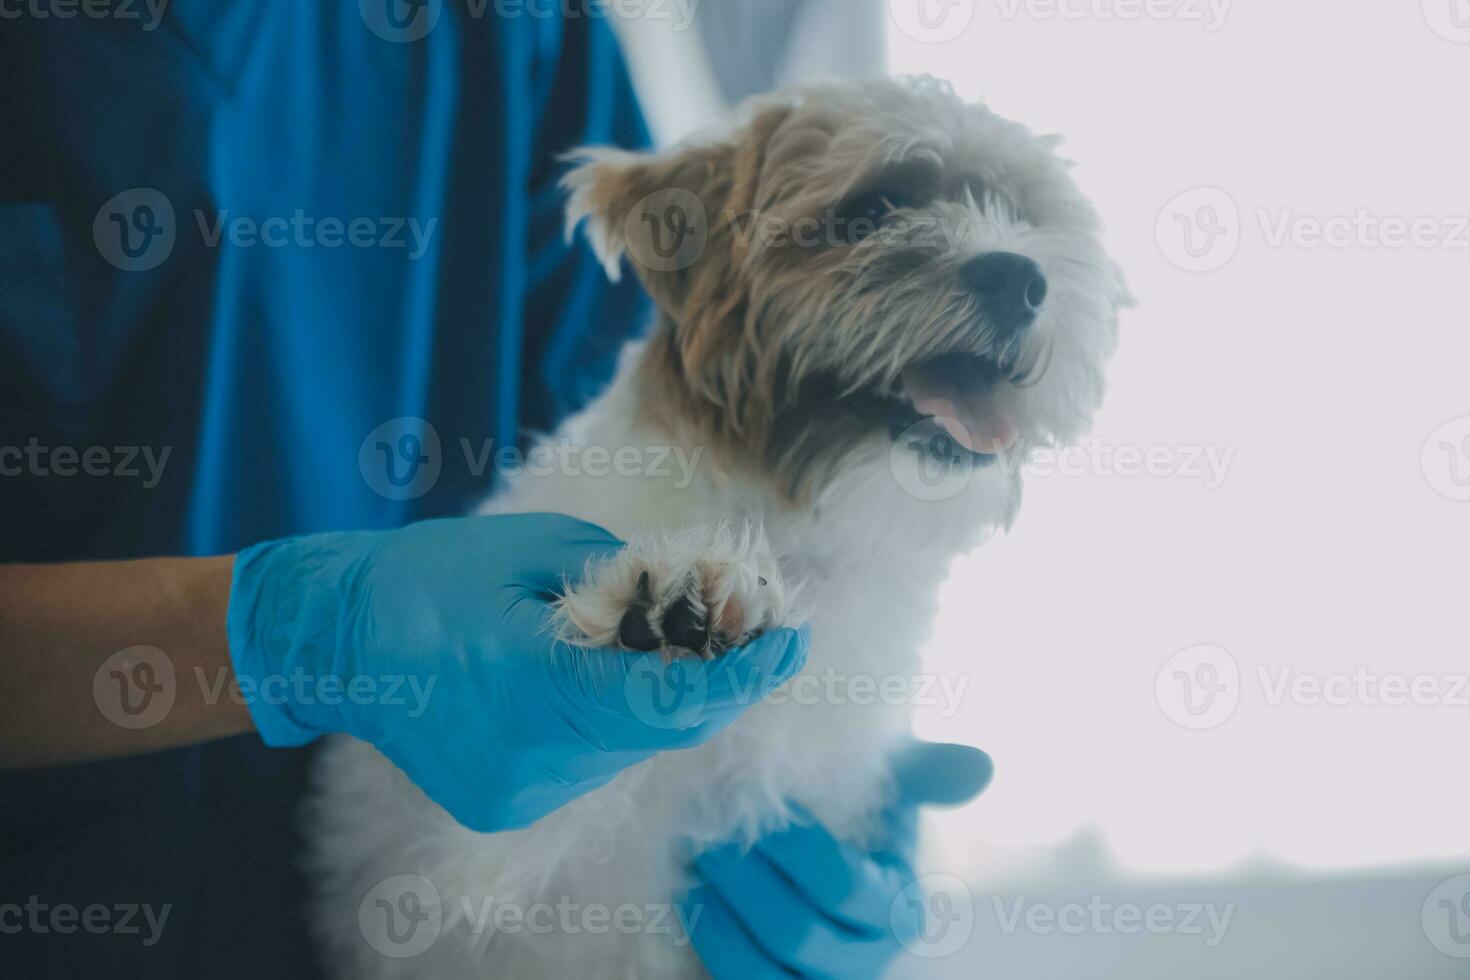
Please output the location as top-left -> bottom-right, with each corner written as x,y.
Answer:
682,741 -> 993,979
226,514 -> 810,832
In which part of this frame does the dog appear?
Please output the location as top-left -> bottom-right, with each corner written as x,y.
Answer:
306,75 -> 1128,978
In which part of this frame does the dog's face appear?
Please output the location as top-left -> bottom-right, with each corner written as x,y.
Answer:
567,77 -> 1128,501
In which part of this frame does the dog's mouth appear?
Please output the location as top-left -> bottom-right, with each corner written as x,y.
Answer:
895,354 -> 1019,456
864,353 -> 1019,463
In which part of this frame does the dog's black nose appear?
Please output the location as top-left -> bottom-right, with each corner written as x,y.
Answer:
961,252 -> 1047,332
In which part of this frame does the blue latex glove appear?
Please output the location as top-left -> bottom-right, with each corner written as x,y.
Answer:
226,514 -> 809,832
683,741 -> 993,979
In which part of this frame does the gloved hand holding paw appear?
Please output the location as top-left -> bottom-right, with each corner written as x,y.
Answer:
226,513 -> 809,832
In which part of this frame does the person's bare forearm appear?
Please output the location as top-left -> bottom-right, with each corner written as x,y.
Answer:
0,556 -> 253,768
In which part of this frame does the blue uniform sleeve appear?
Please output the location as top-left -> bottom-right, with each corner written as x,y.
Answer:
0,8 -> 655,980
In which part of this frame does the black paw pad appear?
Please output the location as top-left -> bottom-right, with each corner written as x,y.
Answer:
662,592 -> 711,653
618,571 -> 662,652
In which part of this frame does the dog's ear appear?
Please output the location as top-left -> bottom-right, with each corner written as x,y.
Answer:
565,103 -> 797,439
561,103 -> 794,316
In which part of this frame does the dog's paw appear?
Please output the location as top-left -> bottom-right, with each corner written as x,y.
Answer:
555,524 -> 790,660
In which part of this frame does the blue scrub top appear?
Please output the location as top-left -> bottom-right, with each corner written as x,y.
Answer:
0,5 -> 650,976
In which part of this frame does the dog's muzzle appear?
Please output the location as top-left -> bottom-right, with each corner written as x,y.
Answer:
961,251 -> 1048,335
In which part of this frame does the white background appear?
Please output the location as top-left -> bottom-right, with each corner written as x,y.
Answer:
889,0 -> 1470,883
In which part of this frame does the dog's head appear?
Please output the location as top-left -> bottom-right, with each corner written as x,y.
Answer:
566,76 -> 1128,504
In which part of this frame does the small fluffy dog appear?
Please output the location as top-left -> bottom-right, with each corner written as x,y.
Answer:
308,76 -> 1128,978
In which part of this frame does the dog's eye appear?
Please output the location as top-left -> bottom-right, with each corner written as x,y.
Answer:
841,193 -> 897,244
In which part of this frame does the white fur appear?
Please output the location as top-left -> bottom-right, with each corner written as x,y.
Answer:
306,77 -> 1124,979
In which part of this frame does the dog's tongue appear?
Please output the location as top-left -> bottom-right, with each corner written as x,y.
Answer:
901,361 -> 1018,454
